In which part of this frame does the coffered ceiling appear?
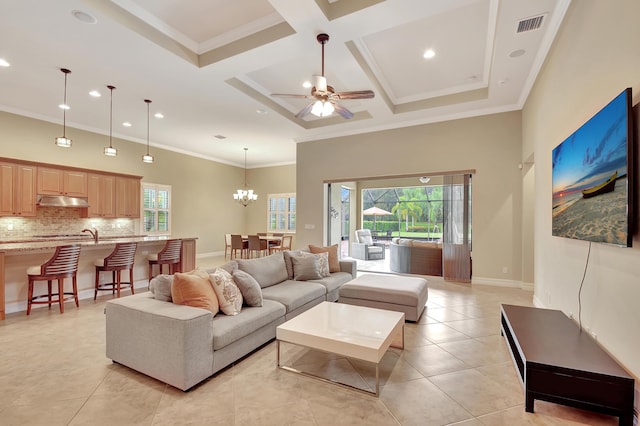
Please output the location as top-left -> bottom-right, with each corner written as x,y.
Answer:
0,0 -> 570,167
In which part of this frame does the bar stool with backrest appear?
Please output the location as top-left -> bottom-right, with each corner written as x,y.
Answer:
26,244 -> 81,315
94,242 -> 138,299
148,239 -> 182,283
230,234 -> 247,259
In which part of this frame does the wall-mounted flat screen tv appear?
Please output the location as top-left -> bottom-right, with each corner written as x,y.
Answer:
552,88 -> 633,247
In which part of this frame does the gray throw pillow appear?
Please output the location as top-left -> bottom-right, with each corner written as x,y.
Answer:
232,269 -> 263,307
283,250 -> 304,280
150,274 -> 173,302
291,255 -> 323,281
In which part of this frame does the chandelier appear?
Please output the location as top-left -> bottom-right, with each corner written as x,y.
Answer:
233,148 -> 258,206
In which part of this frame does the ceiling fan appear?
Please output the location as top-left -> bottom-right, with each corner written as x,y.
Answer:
272,33 -> 374,119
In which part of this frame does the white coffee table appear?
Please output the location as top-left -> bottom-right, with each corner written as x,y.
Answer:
276,301 -> 404,396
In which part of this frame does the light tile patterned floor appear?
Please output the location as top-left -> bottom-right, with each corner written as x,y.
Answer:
0,255 -> 619,425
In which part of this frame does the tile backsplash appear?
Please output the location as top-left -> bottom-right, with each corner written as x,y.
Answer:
0,207 -> 137,240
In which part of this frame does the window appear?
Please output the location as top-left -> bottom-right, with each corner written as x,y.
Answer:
267,193 -> 296,232
142,183 -> 171,234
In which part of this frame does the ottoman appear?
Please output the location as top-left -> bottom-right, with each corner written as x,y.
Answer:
338,274 -> 428,321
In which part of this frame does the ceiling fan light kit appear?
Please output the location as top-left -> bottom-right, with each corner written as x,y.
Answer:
272,33 -> 374,120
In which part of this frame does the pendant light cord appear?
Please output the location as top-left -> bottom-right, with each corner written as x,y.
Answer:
146,99 -> 151,154
62,72 -> 68,136
108,86 -> 114,148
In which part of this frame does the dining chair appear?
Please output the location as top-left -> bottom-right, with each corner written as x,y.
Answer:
247,235 -> 268,258
230,234 -> 247,259
148,239 -> 182,283
224,233 -> 232,259
94,242 -> 138,299
270,235 -> 292,253
26,244 -> 81,315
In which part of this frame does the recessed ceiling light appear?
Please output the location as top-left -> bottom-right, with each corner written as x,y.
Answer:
58,104 -> 70,110
0,59 -> 10,67
509,49 -> 526,58
154,112 -> 164,119
72,10 -> 97,24
423,49 -> 435,59
256,109 -> 268,115
302,81 -> 312,88
122,122 -> 132,127
89,90 -> 101,97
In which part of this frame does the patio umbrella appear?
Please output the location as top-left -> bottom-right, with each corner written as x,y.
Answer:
363,206 -> 393,231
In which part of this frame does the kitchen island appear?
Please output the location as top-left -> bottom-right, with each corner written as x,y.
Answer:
0,235 -> 196,319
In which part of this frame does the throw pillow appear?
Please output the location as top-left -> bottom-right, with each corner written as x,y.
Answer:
283,250 -> 304,279
314,252 -> 331,278
309,244 -> 340,273
171,269 -> 219,314
150,274 -> 173,302
232,269 -> 263,307
291,255 -> 323,281
209,268 -> 243,315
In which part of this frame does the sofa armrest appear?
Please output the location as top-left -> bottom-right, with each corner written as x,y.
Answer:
105,292 -> 215,391
339,259 -> 357,279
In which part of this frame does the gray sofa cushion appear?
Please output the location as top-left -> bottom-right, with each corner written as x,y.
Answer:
211,299 -> 285,350
236,252 -> 288,288
261,280 -> 326,313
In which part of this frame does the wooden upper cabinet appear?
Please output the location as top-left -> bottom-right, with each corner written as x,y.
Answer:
37,167 -> 87,197
85,174 -> 116,218
0,162 -> 37,217
116,177 -> 140,218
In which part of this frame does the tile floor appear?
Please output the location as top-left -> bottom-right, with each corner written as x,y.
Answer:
0,255 -> 620,425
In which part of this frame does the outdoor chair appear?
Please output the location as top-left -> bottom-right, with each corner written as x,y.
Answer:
352,229 -> 386,260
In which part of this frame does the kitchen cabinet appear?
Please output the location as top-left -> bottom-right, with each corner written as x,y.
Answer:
116,177 -> 140,218
84,174 -> 116,218
0,162 -> 37,217
37,167 -> 87,197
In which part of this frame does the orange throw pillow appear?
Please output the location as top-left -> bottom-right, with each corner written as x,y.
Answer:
309,244 -> 340,273
171,269 -> 220,315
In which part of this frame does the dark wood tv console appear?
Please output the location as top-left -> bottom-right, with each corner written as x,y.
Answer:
500,304 -> 634,426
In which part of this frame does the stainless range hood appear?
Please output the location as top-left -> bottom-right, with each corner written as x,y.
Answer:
36,195 -> 91,208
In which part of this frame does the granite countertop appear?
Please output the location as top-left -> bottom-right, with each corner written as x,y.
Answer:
0,235 -> 197,253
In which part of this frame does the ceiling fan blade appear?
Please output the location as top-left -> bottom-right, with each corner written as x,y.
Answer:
272,93 -> 312,99
333,102 -> 354,119
295,102 -> 315,118
335,90 -> 375,100
314,75 -> 328,92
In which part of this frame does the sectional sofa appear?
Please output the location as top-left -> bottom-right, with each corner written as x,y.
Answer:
390,237 -> 443,276
105,250 -> 356,391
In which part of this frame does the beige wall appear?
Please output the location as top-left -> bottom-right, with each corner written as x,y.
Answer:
296,111 -> 524,283
0,111 -> 295,255
523,0 -> 640,380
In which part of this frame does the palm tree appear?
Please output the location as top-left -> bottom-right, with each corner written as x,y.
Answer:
391,192 -> 423,233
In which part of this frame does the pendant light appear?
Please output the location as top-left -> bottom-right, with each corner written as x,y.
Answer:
55,68 -> 72,147
103,85 -> 117,156
142,99 -> 154,163
233,148 -> 258,206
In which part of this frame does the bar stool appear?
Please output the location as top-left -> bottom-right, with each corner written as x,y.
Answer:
148,239 -> 182,282
26,244 -> 81,315
94,242 -> 138,299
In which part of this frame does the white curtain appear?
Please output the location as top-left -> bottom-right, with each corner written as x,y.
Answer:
442,174 -> 472,282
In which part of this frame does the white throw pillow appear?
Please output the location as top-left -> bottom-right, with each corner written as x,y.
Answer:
209,268 -> 243,315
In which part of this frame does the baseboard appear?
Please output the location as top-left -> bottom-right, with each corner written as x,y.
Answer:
472,276 -> 530,290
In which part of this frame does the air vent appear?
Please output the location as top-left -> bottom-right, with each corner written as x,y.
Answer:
516,14 -> 546,33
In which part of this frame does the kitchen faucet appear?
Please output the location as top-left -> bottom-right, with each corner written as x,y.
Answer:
82,227 -> 99,243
